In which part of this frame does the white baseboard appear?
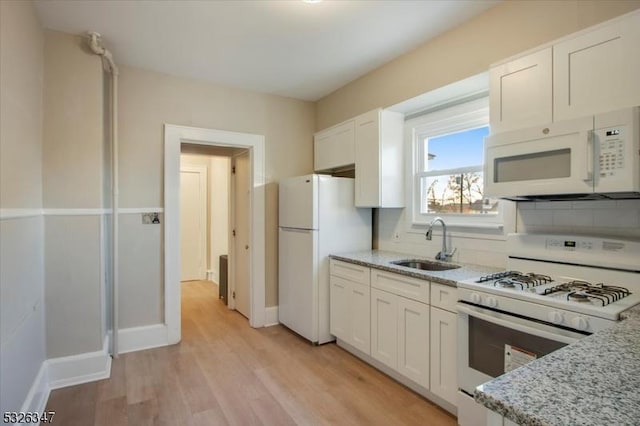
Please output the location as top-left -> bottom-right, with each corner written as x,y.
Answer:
47,338 -> 111,390
264,306 -> 279,327
117,324 -> 169,354
19,362 -> 50,415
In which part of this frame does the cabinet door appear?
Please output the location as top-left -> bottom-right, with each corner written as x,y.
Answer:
329,276 -> 349,341
370,288 -> 397,369
349,283 -> 370,355
354,109 -> 381,207
397,297 -> 430,389
430,307 -> 457,405
490,48 -> 552,133
554,13 -> 640,121
314,120 -> 355,172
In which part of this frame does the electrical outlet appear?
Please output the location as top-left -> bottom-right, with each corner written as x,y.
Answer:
142,212 -> 161,224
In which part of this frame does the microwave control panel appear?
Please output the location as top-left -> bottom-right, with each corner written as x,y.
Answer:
596,126 -> 625,179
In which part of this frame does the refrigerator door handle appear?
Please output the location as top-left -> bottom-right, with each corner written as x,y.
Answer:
280,227 -> 314,232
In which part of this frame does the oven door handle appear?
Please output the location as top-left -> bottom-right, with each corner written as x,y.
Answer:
456,304 -> 581,345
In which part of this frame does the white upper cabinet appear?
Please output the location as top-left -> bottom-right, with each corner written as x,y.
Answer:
354,109 -> 404,208
554,12 -> 640,121
314,120 -> 355,172
490,48 -> 552,133
490,10 -> 640,133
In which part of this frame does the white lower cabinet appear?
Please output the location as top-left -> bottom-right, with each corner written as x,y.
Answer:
349,283 -> 370,354
370,288 -> 398,368
331,263 -> 458,413
371,288 -> 430,389
329,276 -> 349,340
430,306 -> 458,405
397,297 -> 430,389
330,260 -> 371,354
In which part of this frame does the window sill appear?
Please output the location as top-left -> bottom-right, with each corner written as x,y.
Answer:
406,221 -> 506,241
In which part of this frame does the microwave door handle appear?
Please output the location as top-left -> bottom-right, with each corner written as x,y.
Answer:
583,130 -> 594,182
456,304 -> 580,345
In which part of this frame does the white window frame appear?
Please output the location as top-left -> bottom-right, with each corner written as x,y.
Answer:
405,96 -> 506,230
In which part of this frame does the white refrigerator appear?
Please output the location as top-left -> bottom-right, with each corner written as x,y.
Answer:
278,174 -> 371,344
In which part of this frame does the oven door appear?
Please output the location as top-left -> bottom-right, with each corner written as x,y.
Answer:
457,302 -> 585,395
485,116 -> 594,199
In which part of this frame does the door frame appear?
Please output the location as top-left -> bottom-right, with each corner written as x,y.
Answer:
165,124 -> 266,344
179,164 -> 208,281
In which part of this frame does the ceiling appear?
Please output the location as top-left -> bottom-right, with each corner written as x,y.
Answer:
34,0 -> 500,101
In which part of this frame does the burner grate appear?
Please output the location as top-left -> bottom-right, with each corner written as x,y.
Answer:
494,273 -> 553,289
476,271 -> 521,283
543,281 -> 631,306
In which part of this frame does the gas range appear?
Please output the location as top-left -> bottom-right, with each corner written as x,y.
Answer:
458,234 -> 640,333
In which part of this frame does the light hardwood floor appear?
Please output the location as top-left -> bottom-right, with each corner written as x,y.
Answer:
45,280 -> 457,425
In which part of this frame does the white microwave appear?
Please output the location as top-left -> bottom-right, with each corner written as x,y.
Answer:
485,106 -> 640,200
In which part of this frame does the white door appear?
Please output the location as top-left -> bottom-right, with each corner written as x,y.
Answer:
397,297 -> 430,388
232,151 -> 251,318
180,166 -> 207,281
430,306 -> 458,405
489,48 -> 552,133
553,14 -> 640,121
349,282 -> 370,355
370,288 -> 397,369
329,275 -> 349,341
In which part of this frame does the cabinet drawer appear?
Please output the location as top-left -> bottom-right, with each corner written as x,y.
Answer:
330,259 -> 370,285
430,283 -> 458,313
371,269 -> 429,304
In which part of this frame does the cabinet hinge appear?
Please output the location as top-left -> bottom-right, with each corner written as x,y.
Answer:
232,229 -> 236,237
232,166 -> 236,174
232,291 -> 236,299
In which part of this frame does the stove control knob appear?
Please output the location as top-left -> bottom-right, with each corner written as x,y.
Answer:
470,293 -> 481,304
486,296 -> 498,308
548,311 -> 564,325
571,316 -> 588,331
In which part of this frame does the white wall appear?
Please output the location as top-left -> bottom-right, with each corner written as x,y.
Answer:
0,0 -> 46,413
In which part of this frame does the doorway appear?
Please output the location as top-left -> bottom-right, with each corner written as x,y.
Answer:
180,163 -> 208,282
164,124 -> 266,345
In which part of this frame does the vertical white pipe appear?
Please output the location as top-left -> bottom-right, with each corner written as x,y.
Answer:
87,32 -> 119,358
111,69 -> 119,358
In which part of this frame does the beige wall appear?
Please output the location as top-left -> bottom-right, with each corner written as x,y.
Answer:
116,63 -> 314,324
0,0 -> 46,413
42,31 -> 106,355
316,0 -> 640,129
118,65 -> 315,207
43,31 -> 104,208
45,216 -> 103,357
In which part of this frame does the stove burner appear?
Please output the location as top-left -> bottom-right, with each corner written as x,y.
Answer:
494,273 -> 553,289
567,293 -> 590,302
543,280 -> 631,306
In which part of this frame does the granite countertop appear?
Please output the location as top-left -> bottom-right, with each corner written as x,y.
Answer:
330,249 -> 499,286
475,305 -> 640,426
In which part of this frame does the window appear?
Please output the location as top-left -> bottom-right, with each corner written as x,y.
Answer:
408,96 -> 502,227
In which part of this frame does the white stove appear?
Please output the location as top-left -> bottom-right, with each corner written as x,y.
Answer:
458,234 -> 640,332
457,234 -> 640,426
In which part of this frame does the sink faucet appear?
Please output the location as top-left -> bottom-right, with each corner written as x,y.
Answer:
426,217 -> 456,261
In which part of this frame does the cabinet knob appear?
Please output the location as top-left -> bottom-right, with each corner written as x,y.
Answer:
542,128 -> 550,135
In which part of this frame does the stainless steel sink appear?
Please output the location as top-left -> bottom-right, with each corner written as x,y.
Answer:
391,259 -> 461,271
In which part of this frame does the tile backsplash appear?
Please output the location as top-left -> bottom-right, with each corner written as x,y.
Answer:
517,199 -> 640,238
375,199 -> 640,270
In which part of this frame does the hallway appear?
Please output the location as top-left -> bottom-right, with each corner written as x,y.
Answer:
45,281 -> 456,425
